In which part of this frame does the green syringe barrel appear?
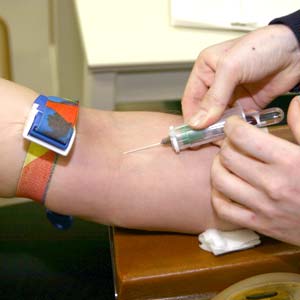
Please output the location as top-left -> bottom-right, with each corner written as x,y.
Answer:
166,106 -> 284,153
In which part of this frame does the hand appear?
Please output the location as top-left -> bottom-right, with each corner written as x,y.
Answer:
182,24 -> 300,128
211,96 -> 300,246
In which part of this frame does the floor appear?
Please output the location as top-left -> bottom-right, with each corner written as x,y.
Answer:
0,202 -> 115,300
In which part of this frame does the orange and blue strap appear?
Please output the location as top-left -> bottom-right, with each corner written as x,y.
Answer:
22,95 -> 79,156
16,143 -> 57,203
16,95 -> 79,230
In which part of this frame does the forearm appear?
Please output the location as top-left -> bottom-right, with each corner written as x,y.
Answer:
47,111 -> 234,233
1,78 -> 235,233
0,79 -> 37,197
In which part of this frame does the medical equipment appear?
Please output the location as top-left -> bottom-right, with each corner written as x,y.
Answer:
124,106 -> 284,154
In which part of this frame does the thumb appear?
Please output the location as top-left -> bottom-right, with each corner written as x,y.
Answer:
187,66 -> 238,129
287,96 -> 300,144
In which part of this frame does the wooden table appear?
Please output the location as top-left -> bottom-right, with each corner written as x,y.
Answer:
109,126 -> 300,300
110,227 -> 300,300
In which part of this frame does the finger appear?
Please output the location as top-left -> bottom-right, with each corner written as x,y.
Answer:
287,96 -> 300,144
224,115 -> 295,164
212,154 -> 270,212
212,138 -> 224,147
211,188 -> 261,231
233,85 -> 265,111
188,57 -> 240,129
182,60 -> 211,121
218,139 -> 271,191
212,188 -> 300,244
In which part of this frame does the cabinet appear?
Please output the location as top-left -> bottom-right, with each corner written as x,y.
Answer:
74,0 -> 244,109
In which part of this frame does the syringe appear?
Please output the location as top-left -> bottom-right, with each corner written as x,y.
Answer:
123,106 -> 284,154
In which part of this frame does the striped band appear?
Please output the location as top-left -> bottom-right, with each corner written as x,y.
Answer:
17,95 -> 79,203
16,142 -> 58,203
16,95 -> 79,230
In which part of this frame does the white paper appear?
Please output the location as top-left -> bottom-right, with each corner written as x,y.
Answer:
171,0 -> 299,31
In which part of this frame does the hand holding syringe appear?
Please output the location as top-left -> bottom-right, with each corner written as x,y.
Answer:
124,105 -> 284,154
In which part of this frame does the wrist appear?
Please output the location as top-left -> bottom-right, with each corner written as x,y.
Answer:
269,15 -> 300,88
268,24 -> 300,53
269,10 -> 300,44
267,24 -> 300,87
0,79 -> 38,197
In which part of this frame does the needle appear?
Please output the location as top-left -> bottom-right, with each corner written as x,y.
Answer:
123,142 -> 162,154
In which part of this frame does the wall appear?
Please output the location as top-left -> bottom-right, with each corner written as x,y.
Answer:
0,0 -> 56,94
53,0 -> 83,101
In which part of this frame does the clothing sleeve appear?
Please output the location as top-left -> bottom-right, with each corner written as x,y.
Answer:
269,10 -> 300,44
270,10 -> 300,93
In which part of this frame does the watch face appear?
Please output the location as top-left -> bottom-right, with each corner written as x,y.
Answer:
212,272 -> 300,300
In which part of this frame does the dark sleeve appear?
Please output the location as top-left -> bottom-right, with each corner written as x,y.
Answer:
270,10 -> 300,93
269,10 -> 300,44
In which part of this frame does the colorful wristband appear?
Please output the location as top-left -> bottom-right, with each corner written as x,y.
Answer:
16,95 -> 79,230
23,95 -> 79,156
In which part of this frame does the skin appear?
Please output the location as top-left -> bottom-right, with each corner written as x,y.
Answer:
182,24 -> 300,127
0,78 -> 235,233
181,23 -> 300,245
212,97 -> 300,245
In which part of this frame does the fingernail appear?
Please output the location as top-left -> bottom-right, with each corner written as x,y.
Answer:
188,112 -> 207,128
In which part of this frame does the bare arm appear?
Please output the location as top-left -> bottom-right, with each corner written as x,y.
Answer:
1,78 -> 235,233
